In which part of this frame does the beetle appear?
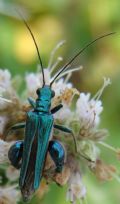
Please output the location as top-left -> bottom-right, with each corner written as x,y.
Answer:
8,16 -> 115,202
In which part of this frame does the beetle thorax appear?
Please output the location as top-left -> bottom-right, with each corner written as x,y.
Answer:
35,86 -> 54,113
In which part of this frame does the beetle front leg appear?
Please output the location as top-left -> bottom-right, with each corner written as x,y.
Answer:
6,122 -> 25,137
48,140 -> 65,173
51,104 -> 63,114
8,140 -> 23,169
28,97 -> 36,108
10,122 -> 26,131
54,124 -> 78,153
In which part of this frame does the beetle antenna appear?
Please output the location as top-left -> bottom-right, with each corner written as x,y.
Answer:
18,13 -> 45,86
50,32 -> 116,86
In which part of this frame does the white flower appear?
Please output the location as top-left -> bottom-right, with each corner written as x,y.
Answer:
54,104 -> 73,121
76,93 -> 103,128
0,69 -> 11,93
26,70 -> 72,96
25,69 -> 51,93
25,72 -> 41,93
66,172 -> 86,204
76,78 -> 111,129
53,78 -> 72,96
0,185 -> 20,204
0,139 -> 13,163
0,116 -> 8,134
6,166 -> 19,181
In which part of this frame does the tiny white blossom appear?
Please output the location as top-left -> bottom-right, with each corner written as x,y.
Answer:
76,93 -> 103,128
76,78 -> 111,130
26,69 -> 73,97
0,69 -> 11,93
26,73 -> 41,93
54,104 -> 73,121
66,172 -> 86,204
25,69 -> 50,92
0,185 -> 20,204
0,139 -> 13,163
6,166 -> 19,181
0,116 -> 8,134
53,78 -> 72,96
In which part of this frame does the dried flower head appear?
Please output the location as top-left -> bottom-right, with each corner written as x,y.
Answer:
66,172 -> 86,204
90,159 -> 116,181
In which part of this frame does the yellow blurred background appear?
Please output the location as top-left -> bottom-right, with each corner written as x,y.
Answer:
0,0 -> 120,203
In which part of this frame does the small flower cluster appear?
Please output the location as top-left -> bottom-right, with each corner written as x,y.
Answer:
0,42 -> 119,204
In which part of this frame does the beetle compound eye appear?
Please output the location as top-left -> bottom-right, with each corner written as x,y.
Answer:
36,88 -> 41,95
51,90 -> 55,98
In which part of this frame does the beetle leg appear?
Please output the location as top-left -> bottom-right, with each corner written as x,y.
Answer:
28,97 -> 36,108
48,140 -> 65,173
8,140 -> 23,169
11,122 -> 26,130
54,124 -> 78,153
54,124 -> 94,163
5,123 -> 25,139
51,104 -> 63,114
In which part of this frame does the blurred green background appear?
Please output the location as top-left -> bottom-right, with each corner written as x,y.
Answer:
1,0 -> 120,203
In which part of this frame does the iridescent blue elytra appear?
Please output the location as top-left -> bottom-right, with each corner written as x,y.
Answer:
20,87 -> 54,192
